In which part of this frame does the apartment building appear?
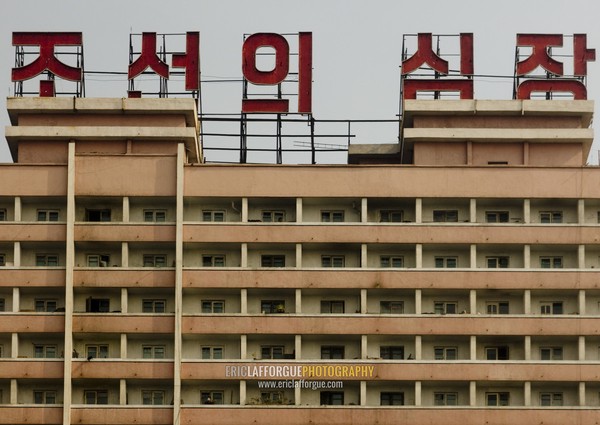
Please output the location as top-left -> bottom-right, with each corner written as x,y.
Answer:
0,96 -> 598,425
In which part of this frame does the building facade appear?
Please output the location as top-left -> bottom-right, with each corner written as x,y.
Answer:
0,96 -> 599,424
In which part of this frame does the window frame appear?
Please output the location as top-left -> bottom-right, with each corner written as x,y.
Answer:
37,209 -> 60,222
320,391 -> 344,405
261,345 -> 285,360
142,389 -> 165,405
540,301 -> 563,315
86,344 -> 109,359
143,254 -> 167,268
34,344 -> 58,358
202,254 -> 225,267
540,256 -> 563,269
540,392 -> 563,406
434,392 -> 458,406
320,210 -> 345,223
86,254 -> 110,267
0,209 -> 6,221
486,256 -> 510,268
260,300 -> 286,314
434,301 -> 458,315
142,299 -> 166,313
36,254 -> 59,267
486,392 -> 510,406
261,210 -> 286,223
321,345 -> 345,360
434,346 -> 458,360
485,211 -> 509,223
33,390 -> 57,404
320,300 -> 345,314
380,345 -> 404,360
85,209 -> 111,222
380,391 -> 404,406
142,345 -> 166,359
201,390 -> 224,404
540,346 -> 563,361
35,299 -> 58,312
380,301 -> 404,314
434,256 -> 458,268
84,389 -> 109,405
433,210 -> 458,223
486,301 -> 509,315
379,210 -> 403,223
485,346 -> 510,360
540,211 -> 563,224
202,210 -> 226,222
201,345 -> 224,360
0,253 -> 5,267
143,209 -> 167,223
260,255 -> 286,268
380,255 -> 404,268
321,255 -> 345,268
201,300 -> 225,313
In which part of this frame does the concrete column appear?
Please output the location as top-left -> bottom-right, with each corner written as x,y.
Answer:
295,198 -> 303,223
469,289 -> 476,314
295,243 -> 302,268
523,290 -> 531,314
11,333 -> 18,358
122,196 -> 130,223
578,336 -> 586,361
578,245 -> 586,269
295,289 -> 302,314
361,335 -> 368,359
120,334 -> 128,359
360,381 -> 367,405
524,336 -> 531,360
470,244 -> 477,269
524,245 -> 531,269
578,199 -> 585,224
295,335 -> 302,360
469,381 -> 476,406
239,380 -> 246,405
523,199 -> 531,223
10,379 -> 17,404
12,287 -> 19,313
121,242 -> 128,267
295,385 -> 301,405
121,288 -> 128,314
241,197 -> 248,223
470,335 -> 477,360
360,289 -> 367,314
415,289 -> 422,315
13,241 -> 20,267
62,141 -> 76,425
414,335 -> 422,360
361,198 -> 367,223
578,290 -> 586,315
119,379 -> 127,405
240,289 -> 248,314
524,381 -> 531,406
415,244 -> 422,268
414,381 -> 421,406
241,243 -> 248,268
579,382 -> 586,406
415,198 -> 422,224
14,197 -> 21,222
240,335 -> 247,359
361,244 -> 367,268
469,198 -> 476,223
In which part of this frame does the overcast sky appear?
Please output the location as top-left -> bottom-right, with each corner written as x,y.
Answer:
1,0 -> 599,163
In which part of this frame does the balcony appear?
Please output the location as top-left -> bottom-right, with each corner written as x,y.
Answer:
71,360 -> 173,379
0,406 -> 62,425
70,406 -> 172,425
0,359 -> 63,379
73,314 -> 174,334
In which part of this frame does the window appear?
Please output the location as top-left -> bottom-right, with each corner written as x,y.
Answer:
320,300 -> 345,314
540,347 -> 563,361
261,345 -> 285,359
84,390 -> 108,405
380,346 -> 404,360
262,210 -> 286,222
86,345 -> 109,359
142,390 -> 165,405
201,391 -> 223,404
320,391 -> 344,405
0,209 -> 6,221
261,255 -> 286,267
144,209 -> 166,222
380,301 -> 404,314
321,346 -> 345,359
202,210 -> 225,222
201,346 -> 223,360
434,346 -> 457,360
202,255 -> 225,267
85,209 -> 111,222
540,257 -> 563,269
434,301 -> 457,315
487,256 -> 510,268
540,392 -> 563,406
435,256 -> 457,268
321,255 -> 345,267
87,254 -> 110,267
143,254 -> 167,267
540,302 -> 563,315
486,301 -> 509,314
0,254 -> 4,267
34,345 -> 58,358
321,210 -> 344,222
201,300 -> 225,313
261,300 -> 285,314
0,299 -> 4,312
540,211 -> 563,223
379,210 -> 403,222
35,299 -> 58,312
34,390 -> 57,404
85,298 -> 110,313
142,345 -> 165,359
486,211 -> 509,223
486,392 -> 510,406
485,346 -> 509,360
260,391 -> 284,404
36,254 -> 59,267
37,209 -> 59,222
434,392 -> 458,406
380,392 -> 404,405
142,299 -> 166,313
0,345 -> 3,357
433,210 -> 458,222
380,256 -> 404,268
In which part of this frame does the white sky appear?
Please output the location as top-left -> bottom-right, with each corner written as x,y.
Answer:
1,0 -> 599,163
